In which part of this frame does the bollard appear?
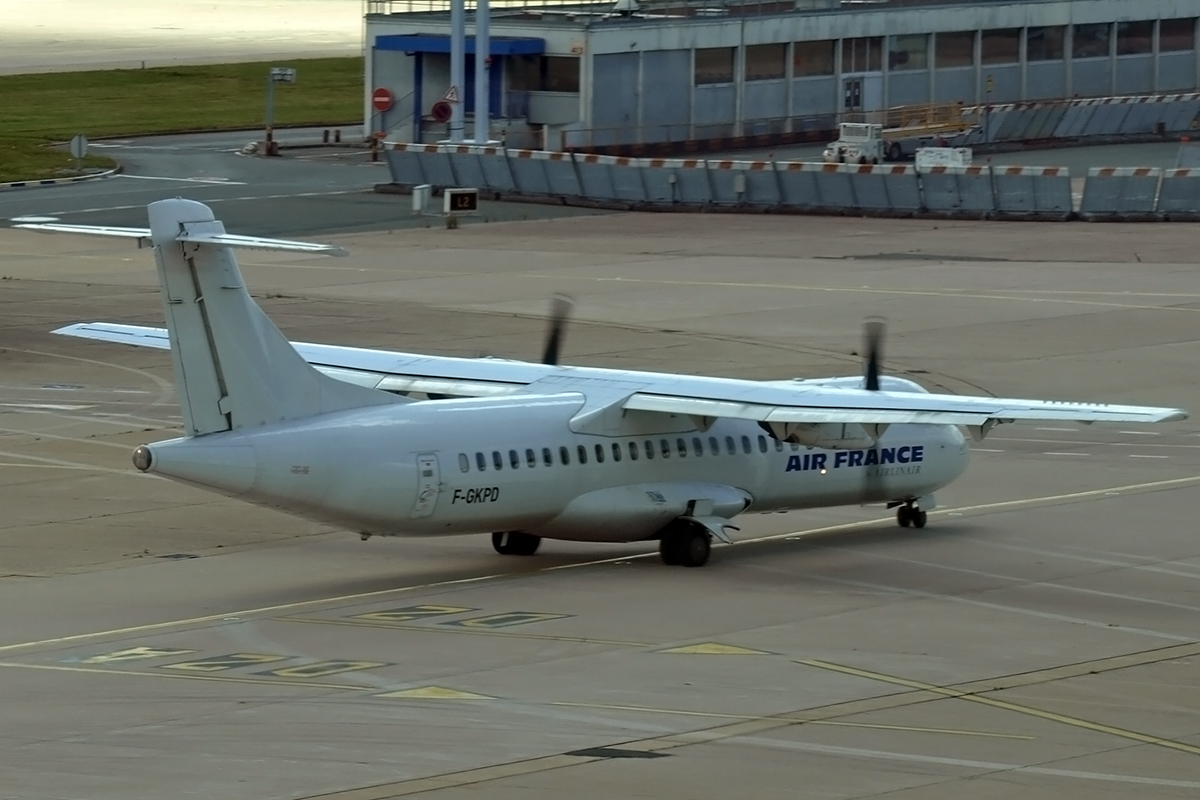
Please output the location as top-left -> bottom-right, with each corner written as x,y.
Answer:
323,129 -> 330,144
335,129 -> 341,144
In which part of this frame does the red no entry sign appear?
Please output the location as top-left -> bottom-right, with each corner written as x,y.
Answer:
372,88 -> 394,112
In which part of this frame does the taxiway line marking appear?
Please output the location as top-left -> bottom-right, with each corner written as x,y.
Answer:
275,616 -> 650,647
799,658 -> 1200,758
0,660 -> 371,691
3,474 -> 1199,656
547,701 -> 1033,739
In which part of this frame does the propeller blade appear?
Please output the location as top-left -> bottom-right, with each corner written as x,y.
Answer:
863,318 -> 885,391
541,293 -> 575,366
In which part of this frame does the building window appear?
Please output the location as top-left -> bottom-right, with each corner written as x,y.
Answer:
458,453 -> 470,473
793,40 -> 834,77
1027,26 -> 1065,61
695,47 -> 735,84
508,55 -> 580,93
981,28 -> 1020,65
1116,21 -> 1153,56
1161,18 -> 1197,53
889,34 -> 928,71
1074,23 -> 1111,59
936,31 -> 975,68
745,43 -> 786,81
842,37 -> 882,73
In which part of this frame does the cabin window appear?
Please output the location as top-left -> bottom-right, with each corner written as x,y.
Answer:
559,446 -> 570,465
660,439 -> 672,458
543,447 -> 553,466
526,448 -> 537,467
775,438 -> 784,452
725,436 -> 736,455
492,451 -> 503,470
612,442 -> 622,462
693,437 -> 704,456
629,441 -> 639,460
758,435 -> 768,453
458,453 -> 470,472
644,440 -> 654,459
475,452 -> 487,471
709,436 -> 720,454
677,438 -> 688,457
594,444 -> 605,463
790,442 -> 800,451
577,444 -> 588,464
509,450 -> 520,469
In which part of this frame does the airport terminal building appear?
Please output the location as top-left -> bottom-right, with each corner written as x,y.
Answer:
364,0 -> 1200,148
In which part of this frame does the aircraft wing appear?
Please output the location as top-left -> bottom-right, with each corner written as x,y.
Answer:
623,387 -> 1186,427
54,323 -> 1186,428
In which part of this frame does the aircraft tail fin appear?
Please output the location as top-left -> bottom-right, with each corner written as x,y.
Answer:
57,198 -> 394,436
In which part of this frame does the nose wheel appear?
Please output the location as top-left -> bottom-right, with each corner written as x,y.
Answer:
897,503 -> 927,529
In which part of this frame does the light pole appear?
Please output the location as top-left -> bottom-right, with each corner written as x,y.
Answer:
264,66 -> 297,156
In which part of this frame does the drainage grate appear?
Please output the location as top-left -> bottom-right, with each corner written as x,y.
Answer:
567,747 -> 667,760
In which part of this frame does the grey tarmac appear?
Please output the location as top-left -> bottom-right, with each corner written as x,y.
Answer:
2,210 -> 1199,800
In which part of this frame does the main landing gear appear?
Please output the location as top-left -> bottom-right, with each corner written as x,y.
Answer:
492,531 -> 541,556
658,521 -> 711,568
896,502 -> 927,529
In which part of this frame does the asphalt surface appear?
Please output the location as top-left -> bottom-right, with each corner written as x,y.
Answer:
2,173 -> 1200,799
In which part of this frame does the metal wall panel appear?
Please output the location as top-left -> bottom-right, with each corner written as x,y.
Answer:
1115,55 -> 1154,96
694,84 -> 737,126
979,64 -> 1020,103
592,52 -> 639,143
792,76 -> 837,116
1026,61 -> 1067,100
1159,53 -> 1196,92
1072,57 -> 1113,98
642,50 -> 692,141
744,80 -> 788,121
888,71 -> 930,106
934,67 -> 974,104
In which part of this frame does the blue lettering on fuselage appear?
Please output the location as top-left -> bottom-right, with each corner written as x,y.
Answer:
784,445 -> 924,472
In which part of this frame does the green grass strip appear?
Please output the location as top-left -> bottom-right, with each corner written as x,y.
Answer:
0,57 -> 363,182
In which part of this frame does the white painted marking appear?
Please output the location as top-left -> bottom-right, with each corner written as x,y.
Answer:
118,175 -> 246,185
1035,427 -> 1076,432
1129,454 -> 1169,459
0,403 -> 92,411
9,215 -> 60,223
972,448 -> 1003,453
1119,430 -> 1160,436
1043,452 -> 1089,457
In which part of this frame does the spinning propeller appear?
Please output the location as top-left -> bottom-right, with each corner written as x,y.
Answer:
860,318 -> 891,505
541,294 -> 575,366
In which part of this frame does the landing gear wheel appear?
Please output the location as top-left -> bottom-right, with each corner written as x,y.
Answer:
492,531 -> 541,556
659,523 -> 712,567
887,142 -> 903,162
912,509 -> 928,529
897,505 -> 912,528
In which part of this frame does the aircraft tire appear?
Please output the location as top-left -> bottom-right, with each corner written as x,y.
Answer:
492,531 -> 541,556
912,510 -> 928,529
679,530 -> 711,568
897,506 -> 912,528
659,536 -> 683,566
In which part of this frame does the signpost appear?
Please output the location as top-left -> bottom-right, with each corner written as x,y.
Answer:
371,87 -> 394,112
264,66 -> 296,156
68,134 -> 88,172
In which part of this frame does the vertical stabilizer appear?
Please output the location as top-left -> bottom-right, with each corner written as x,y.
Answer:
147,198 -> 396,436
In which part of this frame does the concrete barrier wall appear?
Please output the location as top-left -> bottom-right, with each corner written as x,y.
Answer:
383,141 -> 1200,221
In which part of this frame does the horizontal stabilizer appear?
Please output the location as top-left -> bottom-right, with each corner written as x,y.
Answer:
15,222 -> 346,256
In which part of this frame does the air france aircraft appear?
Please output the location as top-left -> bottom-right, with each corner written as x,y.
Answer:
20,199 -> 1187,567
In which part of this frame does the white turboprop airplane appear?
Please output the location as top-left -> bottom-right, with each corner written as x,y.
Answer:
20,199 -> 1187,567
